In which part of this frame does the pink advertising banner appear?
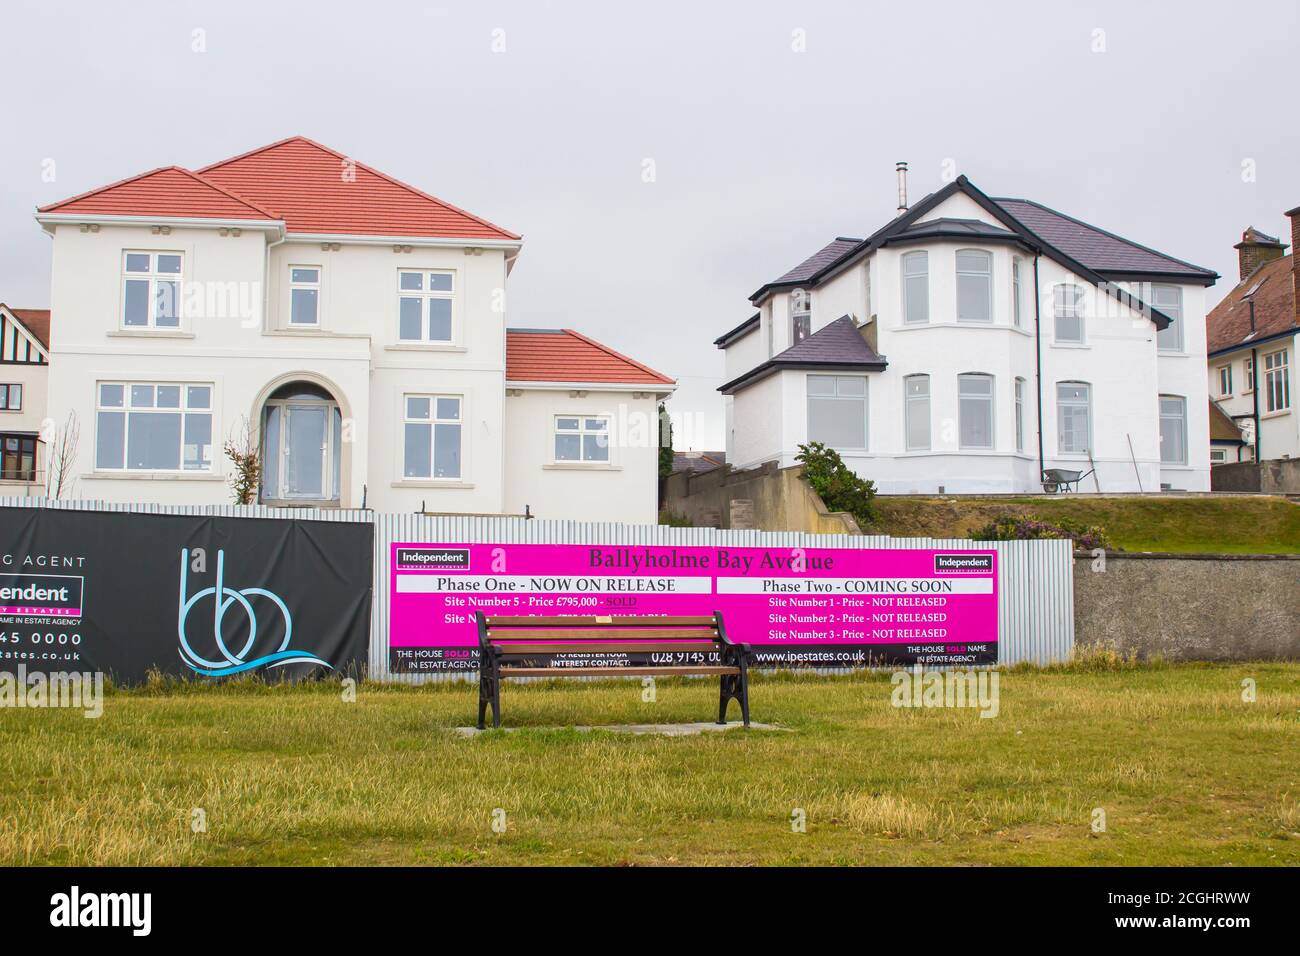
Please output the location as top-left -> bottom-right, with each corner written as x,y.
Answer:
388,542 -> 998,672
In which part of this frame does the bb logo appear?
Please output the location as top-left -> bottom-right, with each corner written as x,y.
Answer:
176,548 -> 329,676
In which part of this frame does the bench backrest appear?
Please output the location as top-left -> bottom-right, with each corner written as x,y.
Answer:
478,614 -> 726,654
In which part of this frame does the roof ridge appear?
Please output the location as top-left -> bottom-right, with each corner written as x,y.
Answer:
995,196 -> 1215,276
38,164 -> 281,220
173,167 -> 283,219
559,328 -> 675,384
202,135 -> 521,240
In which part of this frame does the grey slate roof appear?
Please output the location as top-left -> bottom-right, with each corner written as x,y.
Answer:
713,312 -> 760,347
719,316 -> 886,394
883,217 -> 1023,244
992,198 -> 1215,279
771,237 -> 862,285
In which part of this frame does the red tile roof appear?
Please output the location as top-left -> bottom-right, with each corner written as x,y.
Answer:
2,306 -> 51,349
38,166 -> 279,222
1205,254 -> 1297,354
506,329 -> 674,386
198,136 -> 519,239
38,136 -> 519,241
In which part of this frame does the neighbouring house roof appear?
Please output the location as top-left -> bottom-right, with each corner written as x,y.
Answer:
1209,400 -> 1246,444
713,312 -> 760,347
719,315 -> 886,394
736,176 -> 1216,336
1205,253 -> 1298,356
505,328 -> 675,387
672,450 -> 727,475
37,136 -> 520,242
1,305 -> 51,349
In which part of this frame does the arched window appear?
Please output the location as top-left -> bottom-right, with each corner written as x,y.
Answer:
958,373 -> 994,449
904,374 -> 930,451
902,251 -> 929,324
956,249 -> 992,323
1057,382 -> 1091,455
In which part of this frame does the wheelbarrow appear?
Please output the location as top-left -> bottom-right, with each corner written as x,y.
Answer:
1041,467 -> 1094,493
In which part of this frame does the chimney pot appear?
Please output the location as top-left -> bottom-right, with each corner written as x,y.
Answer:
896,161 -> 909,215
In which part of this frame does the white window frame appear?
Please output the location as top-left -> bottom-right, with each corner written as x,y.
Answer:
901,251 -> 929,325
1264,348 -> 1291,413
397,269 -> 456,343
1217,364 -> 1232,397
1159,394 -> 1187,465
957,373 -> 995,450
95,381 -> 213,473
1152,284 -> 1183,353
403,394 -> 463,480
807,374 -> 868,450
121,250 -> 184,330
1053,283 -> 1085,344
553,414 -> 612,464
288,265 -> 322,327
1011,257 -> 1024,328
1056,381 -> 1092,456
1244,356 -> 1254,393
0,383 -> 21,411
955,248 -> 993,323
1209,447 -> 1227,464
1014,377 -> 1025,453
904,374 -> 930,451
790,288 -> 811,345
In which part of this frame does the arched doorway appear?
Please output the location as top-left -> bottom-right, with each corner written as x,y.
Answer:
259,381 -> 343,506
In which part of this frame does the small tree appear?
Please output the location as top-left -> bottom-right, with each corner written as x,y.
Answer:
795,441 -> 877,529
43,410 -> 81,499
657,402 -> 674,479
224,416 -> 262,505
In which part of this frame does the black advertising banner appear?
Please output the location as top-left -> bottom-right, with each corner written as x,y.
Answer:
0,507 -> 372,683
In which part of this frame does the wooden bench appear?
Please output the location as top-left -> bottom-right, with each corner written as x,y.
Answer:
475,613 -> 755,729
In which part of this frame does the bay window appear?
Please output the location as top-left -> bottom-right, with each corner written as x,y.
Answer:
404,395 -> 462,479
398,270 -> 455,342
121,251 -> 182,329
1012,257 -> 1024,328
958,373 -> 994,449
902,251 -> 929,324
95,382 -> 212,472
956,249 -> 992,323
1014,377 -> 1025,453
904,375 -> 930,451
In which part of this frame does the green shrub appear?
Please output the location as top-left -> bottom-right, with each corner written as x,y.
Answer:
969,512 -> 1112,550
795,441 -> 877,529
658,509 -> 692,527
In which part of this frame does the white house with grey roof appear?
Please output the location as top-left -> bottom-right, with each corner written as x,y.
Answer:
716,174 -> 1217,494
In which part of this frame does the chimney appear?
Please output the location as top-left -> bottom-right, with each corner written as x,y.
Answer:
1288,205 -> 1300,319
1233,226 -> 1286,281
896,161 -> 908,214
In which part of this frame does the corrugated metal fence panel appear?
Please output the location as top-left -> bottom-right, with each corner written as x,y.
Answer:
0,498 -> 1075,678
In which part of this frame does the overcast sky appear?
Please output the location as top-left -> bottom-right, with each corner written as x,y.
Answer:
2,0 -> 1296,449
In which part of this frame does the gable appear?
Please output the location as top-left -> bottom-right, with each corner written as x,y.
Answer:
0,306 -> 49,364
37,166 -> 280,223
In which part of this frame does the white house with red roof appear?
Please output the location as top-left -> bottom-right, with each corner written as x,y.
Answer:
34,136 -> 673,521
0,304 -> 50,492
716,173 -> 1217,493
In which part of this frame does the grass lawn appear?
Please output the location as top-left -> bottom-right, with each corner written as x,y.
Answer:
872,495 -> 1300,553
2,663 -> 1297,866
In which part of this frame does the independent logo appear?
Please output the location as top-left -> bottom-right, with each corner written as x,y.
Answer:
176,548 -> 329,676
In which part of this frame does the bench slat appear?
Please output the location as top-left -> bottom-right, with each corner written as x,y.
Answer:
484,615 -> 716,627
499,666 -> 740,677
489,628 -> 715,641
493,642 -> 719,655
